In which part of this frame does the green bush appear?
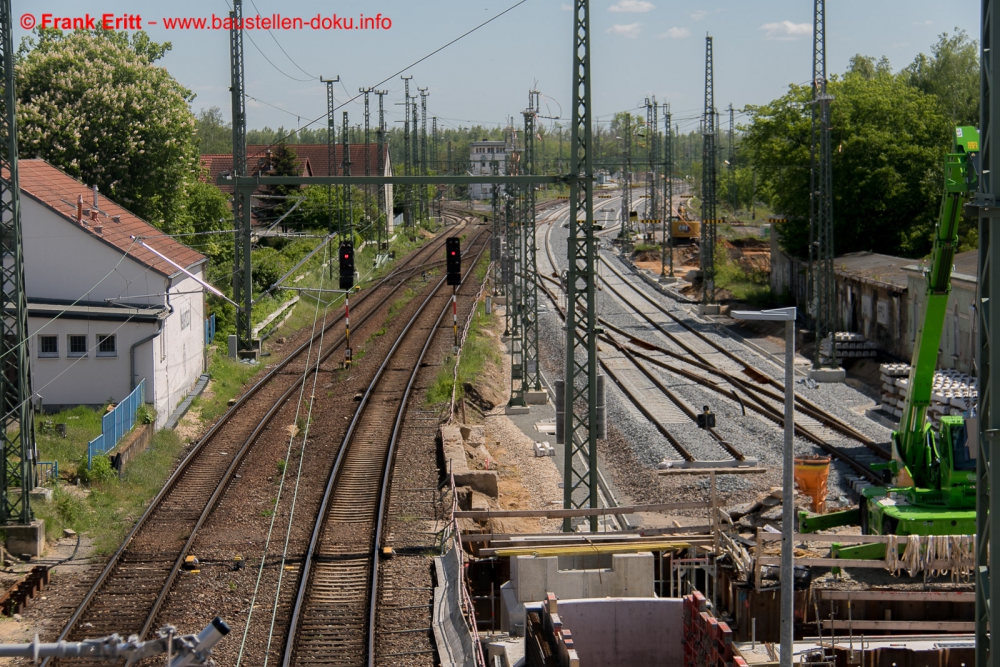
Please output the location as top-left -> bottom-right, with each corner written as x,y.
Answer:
88,455 -> 118,485
135,403 -> 156,425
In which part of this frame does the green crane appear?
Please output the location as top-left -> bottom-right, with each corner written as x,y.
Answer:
802,126 -> 980,544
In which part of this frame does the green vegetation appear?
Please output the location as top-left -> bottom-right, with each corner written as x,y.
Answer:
713,243 -> 775,308
741,30 -> 979,259
35,406 -> 103,477
33,429 -> 187,554
427,293 -> 499,405
190,353 -> 264,423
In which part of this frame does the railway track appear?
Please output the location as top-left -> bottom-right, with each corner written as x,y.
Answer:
537,201 -> 889,483
44,224 -> 483,664
281,231 -> 491,667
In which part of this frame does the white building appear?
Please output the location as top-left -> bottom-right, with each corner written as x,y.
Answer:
469,140 -> 510,200
18,160 -> 207,429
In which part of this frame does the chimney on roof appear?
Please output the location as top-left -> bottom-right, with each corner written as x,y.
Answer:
76,195 -> 83,223
92,185 -> 99,210
92,211 -> 103,234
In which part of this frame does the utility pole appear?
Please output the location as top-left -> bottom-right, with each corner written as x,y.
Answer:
562,0 -> 600,532
701,34 -> 718,310
646,98 -> 659,238
620,113 -> 632,240
663,104 -> 674,279
342,111 -> 352,241
412,102 -> 420,225
728,103 -> 736,212
809,0 -> 837,370
401,76 -> 412,231
229,0 -> 254,353
361,88 -> 373,246
0,0 -> 35,526
375,89 -> 388,244
976,1 -> 1000,666
321,77 -> 340,245
419,88 -> 429,222
521,90 -> 544,402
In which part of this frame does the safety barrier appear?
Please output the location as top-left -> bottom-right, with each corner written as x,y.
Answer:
87,379 -> 145,469
35,461 -> 58,486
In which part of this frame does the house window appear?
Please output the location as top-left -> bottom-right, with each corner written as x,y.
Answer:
38,335 -> 58,358
180,305 -> 191,330
97,334 -> 117,358
68,334 -> 87,357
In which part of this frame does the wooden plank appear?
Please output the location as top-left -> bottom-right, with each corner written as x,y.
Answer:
479,538 -> 712,557
486,541 -> 694,558
453,501 -> 710,519
757,557 -> 888,569
459,525 -> 715,543
758,532 -> 892,544
820,620 -> 975,632
817,589 -> 974,603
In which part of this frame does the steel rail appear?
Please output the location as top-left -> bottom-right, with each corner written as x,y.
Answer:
44,223 -> 475,663
280,233 -> 490,667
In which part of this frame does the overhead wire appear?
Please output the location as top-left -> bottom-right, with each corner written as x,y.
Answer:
248,0 -> 318,80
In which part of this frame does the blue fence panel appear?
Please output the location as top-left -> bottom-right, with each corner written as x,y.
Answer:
86,379 -> 145,470
205,314 -> 216,346
36,462 -> 58,485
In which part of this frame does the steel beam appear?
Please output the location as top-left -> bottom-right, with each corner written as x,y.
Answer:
218,175 -> 564,186
0,0 -> 34,524
563,0 -> 600,532
978,2 -> 999,664
229,0 -> 253,352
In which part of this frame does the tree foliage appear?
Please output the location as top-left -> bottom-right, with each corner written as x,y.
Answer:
902,29 -> 980,126
742,62 -> 949,259
16,28 -> 199,233
195,106 -> 232,154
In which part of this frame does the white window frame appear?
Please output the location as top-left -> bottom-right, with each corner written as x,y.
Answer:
96,334 -> 117,358
38,335 -> 58,358
67,334 -> 88,358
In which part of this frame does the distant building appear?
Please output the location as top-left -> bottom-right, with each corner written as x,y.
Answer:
469,140 -> 510,200
16,160 -> 207,428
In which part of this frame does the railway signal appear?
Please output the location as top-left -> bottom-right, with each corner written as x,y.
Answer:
339,241 -> 355,291
446,237 -> 461,285
339,241 -> 355,367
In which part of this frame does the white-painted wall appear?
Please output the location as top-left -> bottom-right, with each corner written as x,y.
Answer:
21,196 -> 206,428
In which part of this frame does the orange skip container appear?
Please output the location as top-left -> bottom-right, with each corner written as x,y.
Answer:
794,455 -> 831,513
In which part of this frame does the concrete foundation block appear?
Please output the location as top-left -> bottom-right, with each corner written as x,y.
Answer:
28,487 -> 52,503
504,405 -> 530,415
6,520 -> 44,558
809,366 -> 846,383
524,390 -> 548,405
460,425 -> 485,445
698,304 -> 721,316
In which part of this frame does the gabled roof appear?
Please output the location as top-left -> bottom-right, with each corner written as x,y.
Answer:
200,144 -> 390,188
16,159 -> 206,278
201,152 -> 313,195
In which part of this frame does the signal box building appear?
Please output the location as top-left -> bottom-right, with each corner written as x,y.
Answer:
14,160 -> 207,428
469,140 -> 510,200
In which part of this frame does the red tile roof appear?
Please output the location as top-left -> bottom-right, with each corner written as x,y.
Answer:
200,152 -> 313,195
200,144 -> 390,191
16,159 -> 206,277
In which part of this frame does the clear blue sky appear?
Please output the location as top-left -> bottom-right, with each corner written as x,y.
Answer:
13,1 -> 980,135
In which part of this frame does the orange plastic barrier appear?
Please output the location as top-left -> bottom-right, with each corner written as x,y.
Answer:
794,455 -> 831,513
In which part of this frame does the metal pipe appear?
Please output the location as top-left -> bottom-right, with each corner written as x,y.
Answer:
131,320 -> 163,392
781,316 -> 795,667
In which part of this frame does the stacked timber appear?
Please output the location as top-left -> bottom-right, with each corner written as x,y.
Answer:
820,332 -> 878,364
879,362 -> 977,428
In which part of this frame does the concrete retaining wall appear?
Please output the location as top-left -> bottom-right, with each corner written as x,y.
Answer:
558,597 -> 684,666
510,552 -> 654,602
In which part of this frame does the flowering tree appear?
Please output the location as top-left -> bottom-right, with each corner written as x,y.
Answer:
16,28 -> 200,234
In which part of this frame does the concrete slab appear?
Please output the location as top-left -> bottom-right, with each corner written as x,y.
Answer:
6,520 -> 44,558
809,366 -> 847,383
524,391 -> 548,405
28,487 -> 52,503
698,304 -> 721,316
440,425 -> 498,497
865,406 -> 899,430
504,405 -> 530,415
557,597 -> 683,666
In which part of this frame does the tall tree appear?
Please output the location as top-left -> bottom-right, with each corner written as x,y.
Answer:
195,107 -> 232,154
902,29 -> 980,126
742,65 -> 949,259
15,27 -> 199,233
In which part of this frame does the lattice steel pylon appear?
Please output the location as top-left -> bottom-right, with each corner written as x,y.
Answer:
401,76 -> 412,230
342,111 -> 352,239
375,89 -> 388,245
0,0 -> 34,525
663,104 -> 674,278
229,0 -> 253,352
321,77 -> 339,240
514,92 -> 541,401
701,35 -> 718,305
646,98 -> 658,228
361,88 -> 373,244
809,0 -> 837,368
419,88 -> 429,222
977,2 -> 1000,664
562,0 -> 600,532
620,114 -> 632,240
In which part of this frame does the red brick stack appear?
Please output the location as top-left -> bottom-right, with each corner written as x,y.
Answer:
683,591 -> 746,667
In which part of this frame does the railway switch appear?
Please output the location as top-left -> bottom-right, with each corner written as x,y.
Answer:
696,405 -> 716,429
446,237 -> 461,286
339,241 -> 355,291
